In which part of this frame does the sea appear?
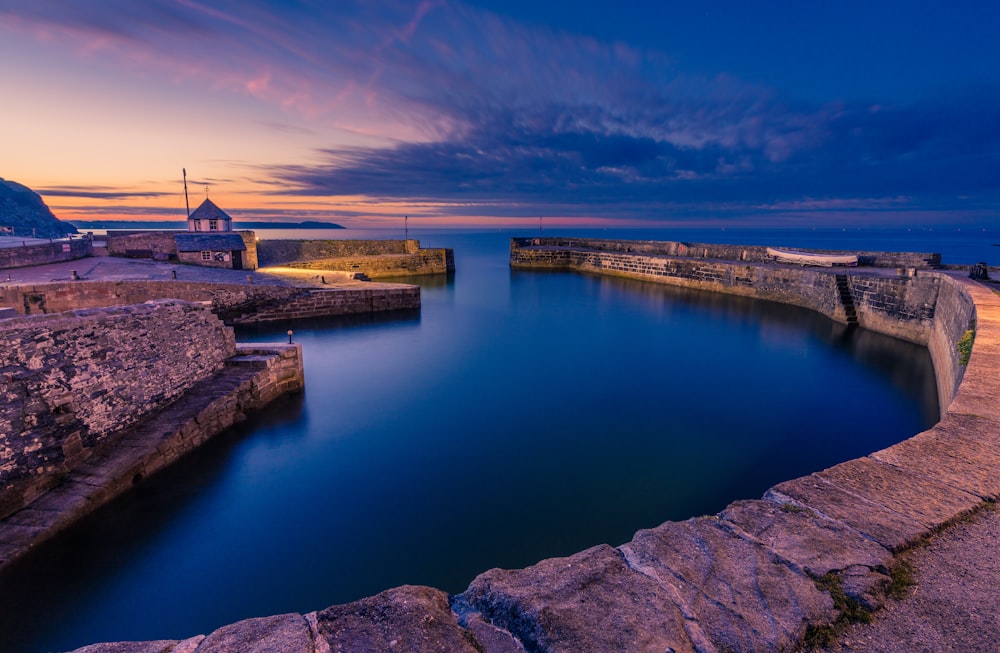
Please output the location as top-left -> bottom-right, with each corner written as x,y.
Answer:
0,225 -> 992,652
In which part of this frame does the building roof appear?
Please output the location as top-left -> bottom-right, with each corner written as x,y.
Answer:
174,233 -> 247,252
188,198 -> 232,223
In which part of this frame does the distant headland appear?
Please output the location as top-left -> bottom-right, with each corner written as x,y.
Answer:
69,220 -> 346,230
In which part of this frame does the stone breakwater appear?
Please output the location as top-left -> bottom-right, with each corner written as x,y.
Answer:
56,241 -> 1000,652
257,238 -> 455,278
0,301 -> 305,568
0,279 -> 420,325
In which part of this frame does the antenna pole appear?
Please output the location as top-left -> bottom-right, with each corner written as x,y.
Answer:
183,168 -> 191,218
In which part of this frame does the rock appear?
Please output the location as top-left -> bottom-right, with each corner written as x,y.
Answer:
68,636 -> 204,653
195,613 -> 313,653
0,177 -> 76,238
719,499 -> 892,576
462,544 -> 698,653
620,516 -> 835,652
317,584 -> 479,653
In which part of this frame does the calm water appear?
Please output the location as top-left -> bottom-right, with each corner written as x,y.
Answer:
0,227 -> 959,653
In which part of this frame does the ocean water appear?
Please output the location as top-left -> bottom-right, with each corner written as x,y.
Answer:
0,227 -> 962,652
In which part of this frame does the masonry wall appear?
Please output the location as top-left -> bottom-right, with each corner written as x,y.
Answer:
106,232 -> 177,259
0,239 -> 92,270
511,237 -> 941,269
258,239 -> 420,264
283,250 -> 454,278
926,275 -> 976,412
0,280 -> 305,318
233,286 -> 420,323
0,280 -> 420,324
257,239 -> 454,278
0,300 -> 236,519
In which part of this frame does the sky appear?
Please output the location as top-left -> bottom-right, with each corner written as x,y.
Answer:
1,0 -> 998,228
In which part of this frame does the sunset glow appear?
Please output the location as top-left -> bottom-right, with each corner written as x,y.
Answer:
1,1 -> 998,228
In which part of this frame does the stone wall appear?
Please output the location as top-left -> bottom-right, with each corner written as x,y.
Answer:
283,250 -> 454,278
0,300 -> 236,520
258,239 -> 419,264
848,274 -> 942,344
0,280 -> 419,324
234,286 -> 420,323
511,237 -> 942,268
258,239 -> 455,278
512,245 -> 948,344
926,275 -> 976,412
0,341 -> 304,569
0,238 -> 92,270
106,232 -> 177,259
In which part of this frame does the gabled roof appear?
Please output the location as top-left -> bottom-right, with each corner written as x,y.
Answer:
174,233 -> 247,252
188,198 -> 232,222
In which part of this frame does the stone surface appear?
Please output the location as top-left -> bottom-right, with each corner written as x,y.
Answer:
719,499 -> 892,577
68,636 -> 204,653
870,413 -> 1000,500
814,457 -> 983,531
0,300 -> 236,520
620,517 -> 834,653
767,475 -> 927,553
463,544 -> 699,653
822,505 -> 1000,653
318,585 -> 479,653
196,613 -> 314,653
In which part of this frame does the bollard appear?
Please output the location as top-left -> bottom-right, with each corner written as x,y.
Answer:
70,270 -> 79,281
171,269 -> 177,279
970,262 -> 990,280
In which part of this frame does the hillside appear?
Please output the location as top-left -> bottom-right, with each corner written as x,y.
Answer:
0,178 -> 77,238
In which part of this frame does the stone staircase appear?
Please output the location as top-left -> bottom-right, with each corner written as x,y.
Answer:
835,274 -> 858,326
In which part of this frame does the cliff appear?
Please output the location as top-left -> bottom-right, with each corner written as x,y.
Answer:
0,178 -> 77,238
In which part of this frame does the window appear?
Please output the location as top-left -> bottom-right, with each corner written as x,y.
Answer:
201,251 -> 211,261
209,219 -> 218,231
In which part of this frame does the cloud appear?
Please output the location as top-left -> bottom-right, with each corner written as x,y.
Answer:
5,1 -> 999,221
37,186 -> 172,199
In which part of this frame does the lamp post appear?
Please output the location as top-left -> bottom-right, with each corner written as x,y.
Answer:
287,330 -> 294,344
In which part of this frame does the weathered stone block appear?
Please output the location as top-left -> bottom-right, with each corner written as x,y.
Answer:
767,474 -> 926,552
195,613 -> 313,653
871,413 -> 1000,500
719,499 -> 892,576
619,517 -> 834,653
318,585 -> 478,653
815,457 -> 982,530
462,544 -> 698,653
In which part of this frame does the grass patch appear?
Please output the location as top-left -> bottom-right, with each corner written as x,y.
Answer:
957,326 -> 976,366
887,560 -> 915,600
802,572 -> 874,649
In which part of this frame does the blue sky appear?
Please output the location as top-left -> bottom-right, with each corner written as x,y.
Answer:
0,0 -> 997,226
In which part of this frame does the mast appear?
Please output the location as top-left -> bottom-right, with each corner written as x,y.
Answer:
183,168 -> 191,219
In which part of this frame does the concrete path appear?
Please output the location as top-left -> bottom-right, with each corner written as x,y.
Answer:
0,255 -> 376,288
821,503 -> 1000,653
